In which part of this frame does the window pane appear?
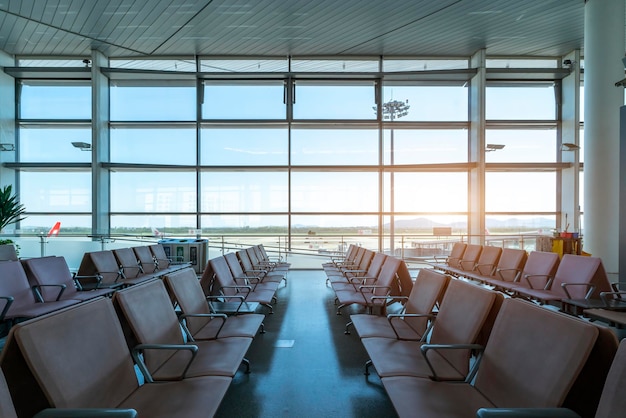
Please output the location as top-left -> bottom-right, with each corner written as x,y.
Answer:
291,172 -> 378,212
110,215 -> 196,233
291,128 -> 378,165
486,172 -> 556,212
291,59 -> 379,72
385,129 -> 468,164
110,82 -> 196,121
21,172 -> 91,212
485,129 -> 557,162
111,172 -> 197,212
382,86 -> 468,121
201,172 -> 288,212
486,85 -> 556,120
19,125 -> 91,162
386,173 -> 467,212
202,83 -> 285,119
111,126 -> 196,164
293,83 -> 376,120
486,215 -> 556,235
200,127 -> 288,165
383,59 -> 468,72
20,81 -> 91,119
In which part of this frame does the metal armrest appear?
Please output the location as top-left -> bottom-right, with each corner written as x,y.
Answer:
420,343 -> 485,382
523,273 -> 552,289
220,285 -> 252,295
34,409 -> 138,418
179,313 -> 228,340
496,268 -> 521,282
132,343 -> 198,383
476,408 -> 581,418
0,295 -> 14,322
600,290 -> 626,304
206,295 -> 246,313
474,263 -> 496,275
459,260 -> 475,270
561,282 -> 595,299
387,312 -> 436,340
73,273 -> 102,290
32,284 -> 66,302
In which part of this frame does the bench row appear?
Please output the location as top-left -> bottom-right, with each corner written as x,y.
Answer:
347,266 -> 623,418
429,243 -> 614,310
1,265 -> 266,417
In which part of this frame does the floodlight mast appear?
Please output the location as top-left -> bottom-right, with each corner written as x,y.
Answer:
375,99 -> 410,253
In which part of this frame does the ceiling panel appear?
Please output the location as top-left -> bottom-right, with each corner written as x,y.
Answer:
0,0 -> 594,60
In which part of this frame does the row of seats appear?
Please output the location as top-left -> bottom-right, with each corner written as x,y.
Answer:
323,245 -> 413,317
339,264 -> 623,417
0,264 -> 266,417
0,244 -> 190,334
429,242 -> 614,309
76,244 -> 190,290
201,245 -> 289,314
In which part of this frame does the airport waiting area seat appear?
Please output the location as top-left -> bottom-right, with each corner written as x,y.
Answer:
0,297 -> 232,418
163,267 -> 265,339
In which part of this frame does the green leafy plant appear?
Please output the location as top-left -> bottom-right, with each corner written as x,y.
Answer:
0,185 -> 26,232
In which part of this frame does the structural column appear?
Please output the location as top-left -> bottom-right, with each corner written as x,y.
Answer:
583,0 -> 624,281
0,51 -> 15,191
468,49 -> 486,244
91,50 -> 110,236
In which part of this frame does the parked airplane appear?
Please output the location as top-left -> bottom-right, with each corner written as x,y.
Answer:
47,221 -> 61,237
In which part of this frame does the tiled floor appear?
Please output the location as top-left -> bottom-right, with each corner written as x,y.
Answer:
215,270 -> 397,418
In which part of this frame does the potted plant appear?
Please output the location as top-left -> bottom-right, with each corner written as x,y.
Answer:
0,185 -> 26,254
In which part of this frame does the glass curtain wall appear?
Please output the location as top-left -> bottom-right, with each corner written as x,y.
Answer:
13,57 -> 573,254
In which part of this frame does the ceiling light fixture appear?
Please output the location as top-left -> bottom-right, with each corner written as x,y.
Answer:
0,143 -> 15,151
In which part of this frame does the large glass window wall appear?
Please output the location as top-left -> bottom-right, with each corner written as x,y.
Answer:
10,57 -> 580,255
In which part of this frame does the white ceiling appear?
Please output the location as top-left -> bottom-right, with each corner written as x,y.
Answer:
0,0 -> 590,59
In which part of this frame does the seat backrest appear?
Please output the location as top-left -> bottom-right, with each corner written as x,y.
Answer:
0,244 -> 18,261
112,279 -> 184,374
458,244 -> 483,271
133,246 -> 158,274
494,248 -> 528,281
370,256 -> 402,298
149,244 -> 171,269
595,338 -> 626,418
164,267 -> 211,336
208,256 -> 238,295
113,248 -> 143,279
224,252 -> 246,279
518,251 -> 560,288
551,255 -> 612,299
350,247 -> 366,268
356,249 -> 374,272
472,246 -> 502,276
7,297 -> 139,409
429,279 -> 498,375
0,260 -> 38,310
446,242 -> 467,268
403,269 -> 450,335
0,368 -> 17,418
83,251 -> 122,284
474,298 -> 598,408
394,259 -> 414,298
363,252 -> 386,279
22,256 -> 77,300
245,246 -> 263,267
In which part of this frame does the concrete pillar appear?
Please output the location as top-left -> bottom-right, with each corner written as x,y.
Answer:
583,0 -> 624,281
0,51 -> 15,189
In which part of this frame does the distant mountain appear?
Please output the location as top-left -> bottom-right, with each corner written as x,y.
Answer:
385,217 -> 555,231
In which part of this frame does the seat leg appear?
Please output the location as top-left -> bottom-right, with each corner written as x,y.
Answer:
259,322 -> 266,334
336,303 -> 346,315
364,359 -> 373,376
262,303 -> 274,314
344,321 -> 353,335
241,358 -> 251,374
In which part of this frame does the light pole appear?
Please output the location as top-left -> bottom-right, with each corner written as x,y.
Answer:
375,99 -> 409,255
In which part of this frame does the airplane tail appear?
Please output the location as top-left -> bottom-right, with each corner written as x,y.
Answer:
47,221 -> 61,237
